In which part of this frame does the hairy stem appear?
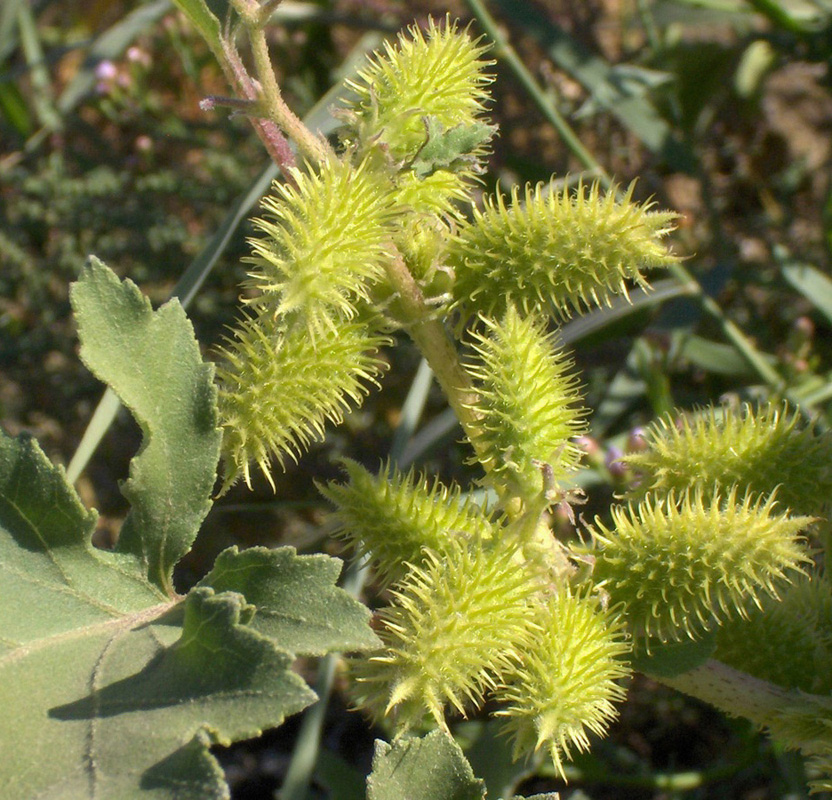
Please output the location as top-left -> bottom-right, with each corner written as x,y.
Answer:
655,658 -> 809,740
247,25 -> 334,165
384,252 -> 483,442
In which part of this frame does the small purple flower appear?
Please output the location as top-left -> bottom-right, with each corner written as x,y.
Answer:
95,60 -> 118,81
126,46 -> 151,67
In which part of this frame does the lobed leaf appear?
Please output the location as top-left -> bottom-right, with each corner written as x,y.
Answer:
198,545 -> 378,656
1,262 -> 377,797
0,429 -> 318,798
71,257 -> 221,593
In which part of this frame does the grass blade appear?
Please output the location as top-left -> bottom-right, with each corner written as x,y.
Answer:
488,0 -> 695,172
781,260 -> 832,327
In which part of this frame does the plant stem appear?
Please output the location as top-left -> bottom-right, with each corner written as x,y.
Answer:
247,25 -> 334,165
216,30 -> 299,174
383,251 -> 484,451
658,658 -> 791,726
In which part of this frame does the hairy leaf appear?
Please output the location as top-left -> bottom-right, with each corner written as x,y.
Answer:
71,256 -> 221,593
198,545 -> 378,655
0,431 -> 315,797
367,730 -> 485,800
1,262 -> 376,797
409,118 -> 495,179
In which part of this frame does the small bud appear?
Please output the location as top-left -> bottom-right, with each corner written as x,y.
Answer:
626,426 -> 649,453
94,60 -> 118,81
605,445 -> 627,479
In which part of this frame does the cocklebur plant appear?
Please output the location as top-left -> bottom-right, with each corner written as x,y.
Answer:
4,7 -> 832,800
156,4 -> 832,792
181,5 -> 832,791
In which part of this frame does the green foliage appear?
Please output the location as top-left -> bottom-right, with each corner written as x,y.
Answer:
0,262 -> 376,798
367,730 -> 485,800
71,258 -> 220,593
409,118 -> 496,180
448,180 -> 679,322
169,0 -> 222,58
9,4 -> 832,796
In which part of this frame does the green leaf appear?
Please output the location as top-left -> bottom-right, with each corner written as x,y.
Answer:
458,720 -> 535,800
71,257 -> 221,593
675,333 -> 760,377
1,542 -> 314,796
0,80 -> 33,137
781,261 -> 832,327
0,430 -> 371,796
0,432 -> 309,796
410,118 -> 496,178
367,730 -> 485,800
0,432 -> 163,654
198,545 -> 379,655
0,260 -> 375,796
168,0 -> 222,58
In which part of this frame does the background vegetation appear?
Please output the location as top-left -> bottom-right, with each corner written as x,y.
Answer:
3,0 -> 832,797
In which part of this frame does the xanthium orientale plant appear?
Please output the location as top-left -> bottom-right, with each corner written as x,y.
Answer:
3,4 -> 832,798
207,8 -> 832,791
